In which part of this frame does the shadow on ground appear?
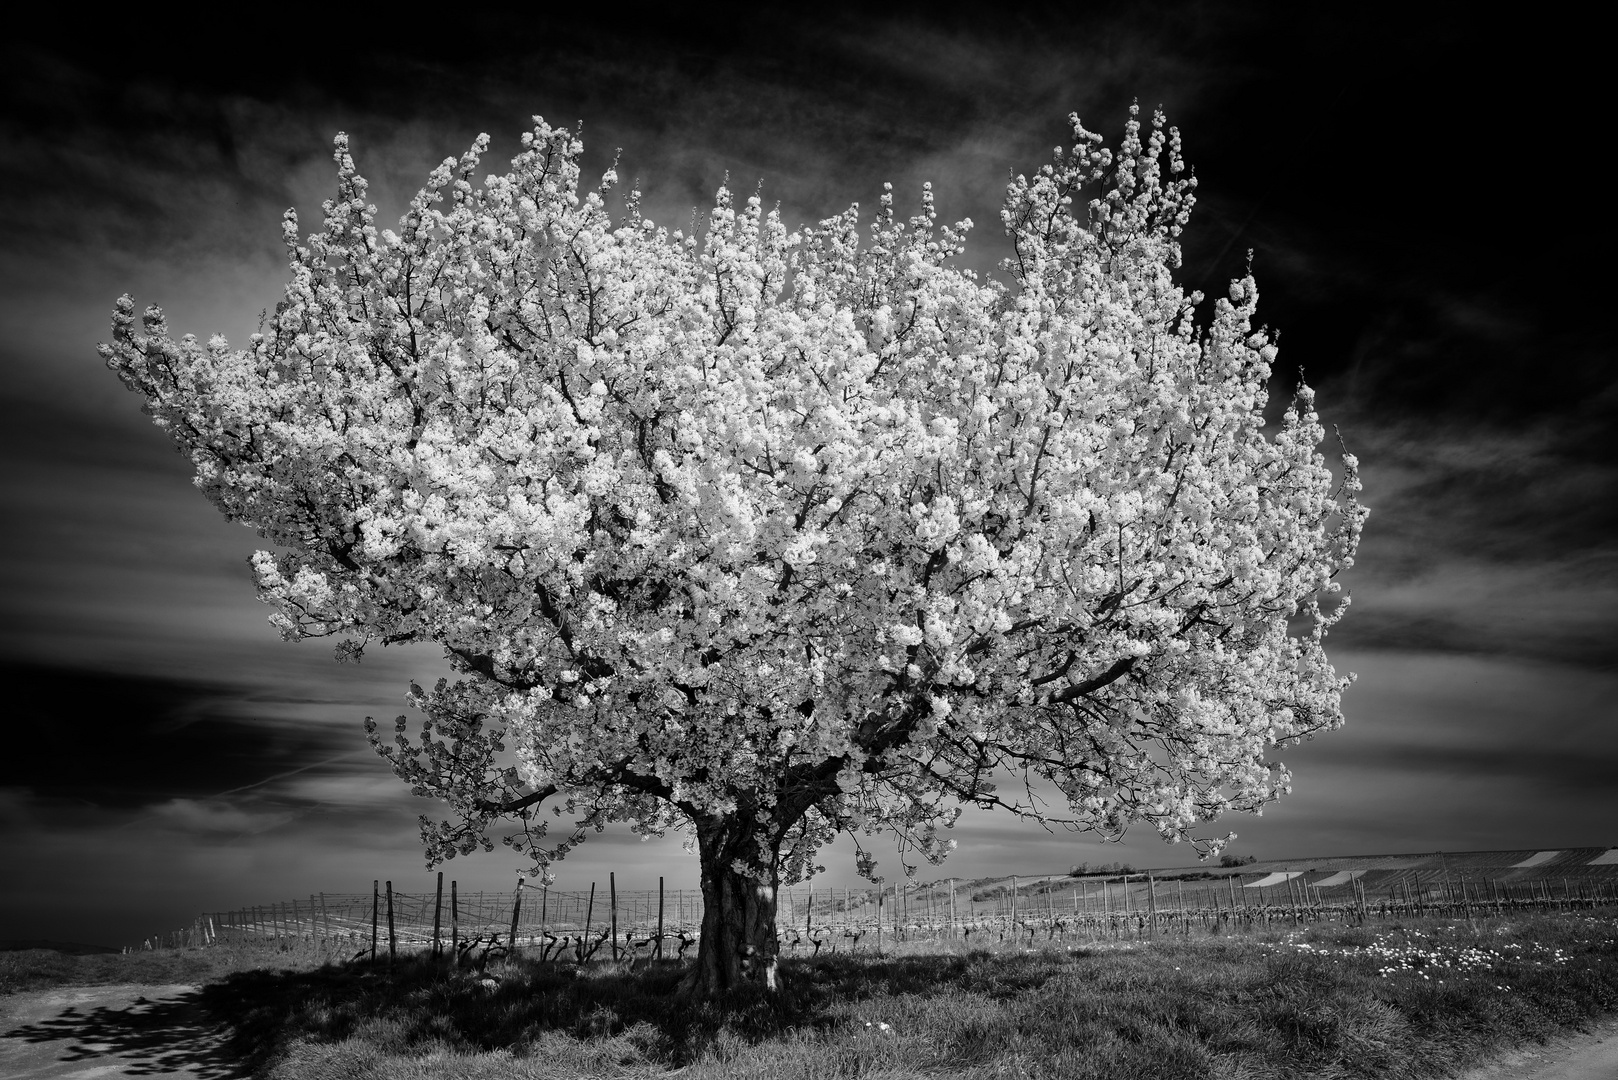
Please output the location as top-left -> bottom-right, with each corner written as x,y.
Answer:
3,985 -> 247,1078
10,930 -> 1616,1079
189,950 -> 1038,1070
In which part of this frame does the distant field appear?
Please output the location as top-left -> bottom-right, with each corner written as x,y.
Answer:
0,939 -> 118,955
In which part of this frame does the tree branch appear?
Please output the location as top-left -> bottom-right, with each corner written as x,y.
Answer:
474,783 -> 559,815
1048,656 -> 1137,704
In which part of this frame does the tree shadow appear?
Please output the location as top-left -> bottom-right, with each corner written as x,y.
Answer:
2,987 -> 247,1078
189,949 -> 1076,1068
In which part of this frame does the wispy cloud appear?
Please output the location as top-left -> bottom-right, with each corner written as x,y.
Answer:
146,798 -> 297,836
1328,418 -> 1618,669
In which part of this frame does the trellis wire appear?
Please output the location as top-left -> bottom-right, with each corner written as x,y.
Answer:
143,865 -> 1618,954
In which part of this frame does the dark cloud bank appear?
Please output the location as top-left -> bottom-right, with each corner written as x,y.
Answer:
1,4 -> 1611,945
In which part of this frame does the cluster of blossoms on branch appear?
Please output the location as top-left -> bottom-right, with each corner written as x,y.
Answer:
102,105 -> 1364,886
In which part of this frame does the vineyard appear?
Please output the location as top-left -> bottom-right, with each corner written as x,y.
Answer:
138,846 -> 1618,957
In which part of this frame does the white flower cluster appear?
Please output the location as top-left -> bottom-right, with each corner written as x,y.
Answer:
101,105 -> 1364,880
1269,927 -> 1572,983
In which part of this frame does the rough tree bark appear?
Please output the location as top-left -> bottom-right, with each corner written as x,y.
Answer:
678,815 -> 783,997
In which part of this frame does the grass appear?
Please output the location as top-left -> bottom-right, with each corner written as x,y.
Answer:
5,913 -> 1616,1078
0,936 -> 348,996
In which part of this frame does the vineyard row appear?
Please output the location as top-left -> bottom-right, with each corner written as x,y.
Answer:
132,869 -> 1618,955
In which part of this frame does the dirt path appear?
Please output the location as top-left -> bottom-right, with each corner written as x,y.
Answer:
1453,1015 -> 1618,1080
0,984 -> 243,1079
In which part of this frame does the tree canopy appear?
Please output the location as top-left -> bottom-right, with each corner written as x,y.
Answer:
102,106 -> 1364,992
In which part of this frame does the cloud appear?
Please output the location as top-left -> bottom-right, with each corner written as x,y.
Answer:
0,660 -> 438,810
1332,559 -> 1618,670
1232,649 -> 1618,854
146,798 -> 297,836
1350,421 -> 1618,566
280,773 -> 417,813
1324,418 -> 1618,668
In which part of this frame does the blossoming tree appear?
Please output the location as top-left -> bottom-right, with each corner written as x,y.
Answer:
102,106 -> 1363,995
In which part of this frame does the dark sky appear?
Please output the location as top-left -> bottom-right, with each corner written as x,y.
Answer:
2,3 -> 1613,946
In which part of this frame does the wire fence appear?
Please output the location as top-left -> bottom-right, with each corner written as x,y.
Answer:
139,862 -> 1618,956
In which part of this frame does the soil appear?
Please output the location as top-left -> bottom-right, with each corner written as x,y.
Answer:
1451,1015 -> 1618,1080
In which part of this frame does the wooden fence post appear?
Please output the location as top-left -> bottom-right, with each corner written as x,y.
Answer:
451,880 -> 459,961
583,882 -> 596,955
371,881 -> 379,962
510,878 -> 524,952
386,881 -> 396,964
432,872 -> 444,959
656,877 -> 665,960
609,873 -> 619,961
1147,872 -> 1158,938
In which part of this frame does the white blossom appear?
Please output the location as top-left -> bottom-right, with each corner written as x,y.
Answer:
100,106 -> 1364,888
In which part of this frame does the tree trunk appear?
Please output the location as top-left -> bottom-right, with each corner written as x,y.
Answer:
679,817 -> 781,997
